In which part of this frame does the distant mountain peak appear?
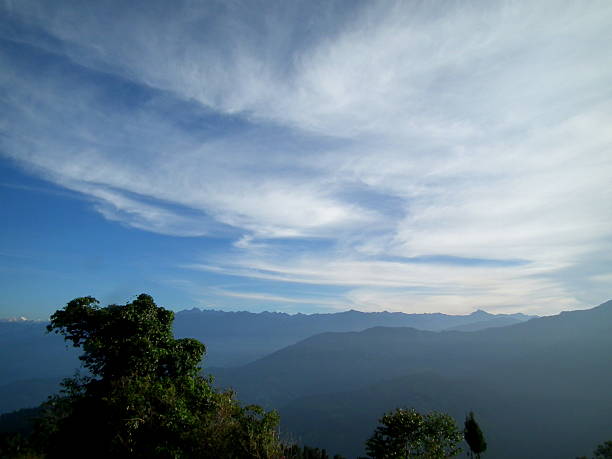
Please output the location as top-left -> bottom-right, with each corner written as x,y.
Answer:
470,309 -> 493,317
597,299 -> 612,309
0,316 -> 30,322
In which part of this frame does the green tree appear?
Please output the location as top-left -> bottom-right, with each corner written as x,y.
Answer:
34,294 -> 282,458
594,441 -> 612,459
365,408 -> 462,458
463,412 -> 486,458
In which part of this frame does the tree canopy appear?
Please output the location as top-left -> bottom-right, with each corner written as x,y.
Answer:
365,408 -> 462,458
594,441 -> 612,459
34,294 -> 282,458
464,412 -> 486,458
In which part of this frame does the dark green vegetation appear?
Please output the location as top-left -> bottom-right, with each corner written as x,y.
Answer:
213,300 -> 612,458
577,440 -> 612,459
593,441 -> 612,458
464,412 -> 486,458
0,407 -> 42,458
282,444 -> 345,459
2,295 -> 282,458
365,408 -> 462,458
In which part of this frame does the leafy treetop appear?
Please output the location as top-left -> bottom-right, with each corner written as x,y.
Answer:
47,294 -> 203,380
365,407 -> 462,458
37,294 -> 281,458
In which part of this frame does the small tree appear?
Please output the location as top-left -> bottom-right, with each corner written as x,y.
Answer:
464,412 -> 486,458
34,294 -> 282,458
365,408 -> 462,458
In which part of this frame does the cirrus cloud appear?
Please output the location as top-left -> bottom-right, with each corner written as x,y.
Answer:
1,0 -> 611,314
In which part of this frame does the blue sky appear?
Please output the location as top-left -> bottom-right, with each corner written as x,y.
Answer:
1,0 -> 611,319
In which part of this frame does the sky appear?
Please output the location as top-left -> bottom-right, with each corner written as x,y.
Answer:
1,0 -> 611,319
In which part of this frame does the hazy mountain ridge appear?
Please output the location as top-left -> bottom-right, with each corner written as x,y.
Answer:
0,306 -> 534,414
0,321 -> 79,387
0,301 -> 609,457
173,307 -> 536,367
212,300 -> 612,458
0,378 -> 62,414
214,301 -> 612,405
445,315 -> 524,331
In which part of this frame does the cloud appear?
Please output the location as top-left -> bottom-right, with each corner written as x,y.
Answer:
211,288 -> 345,308
0,39 -> 376,238
8,0 -> 610,139
1,0 -> 611,314
183,250 -> 579,314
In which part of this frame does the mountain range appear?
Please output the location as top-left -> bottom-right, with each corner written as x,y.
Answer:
173,307 -> 533,367
2,301 -> 609,458
0,306 -> 532,413
211,300 -> 612,458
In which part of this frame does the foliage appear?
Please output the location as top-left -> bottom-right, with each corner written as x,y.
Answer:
594,441 -> 612,459
282,443 -> 346,459
32,294 -> 282,458
365,408 -> 462,458
577,440 -> 612,459
0,432 -> 43,458
463,412 -> 486,458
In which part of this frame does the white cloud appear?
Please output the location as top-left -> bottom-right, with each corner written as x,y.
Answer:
211,288 -> 345,308
589,273 -> 612,284
2,0 -> 612,314
183,252 -> 579,315
8,1 -> 611,137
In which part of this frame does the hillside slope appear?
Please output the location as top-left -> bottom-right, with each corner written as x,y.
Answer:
213,300 -> 612,458
174,307 -> 534,367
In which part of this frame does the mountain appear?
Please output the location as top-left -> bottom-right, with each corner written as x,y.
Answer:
278,370 -> 609,459
212,300 -> 612,458
0,407 -> 41,436
0,301 -> 607,456
0,307 -> 533,414
0,316 -> 33,323
0,378 -> 62,414
173,307 -> 535,367
0,321 -> 79,387
445,315 -> 524,331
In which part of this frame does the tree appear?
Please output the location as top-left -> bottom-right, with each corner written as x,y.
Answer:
34,294 -> 282,458
594,441 -> 612,459
463,412 -> 486,458
365,408 -> 462,458
282,444 -> 341,459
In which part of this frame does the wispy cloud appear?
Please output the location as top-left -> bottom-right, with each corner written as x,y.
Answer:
184,253 -> 576,315
211,288 -> 345,308
1,0 -> 611,314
